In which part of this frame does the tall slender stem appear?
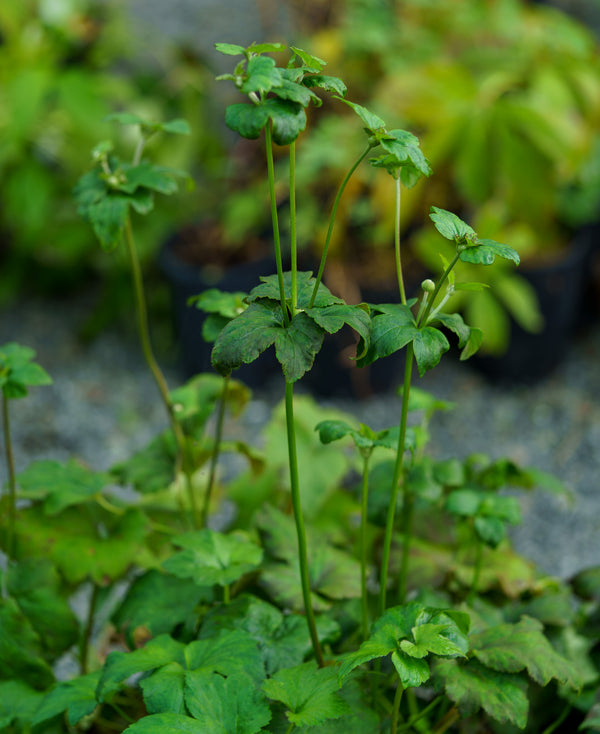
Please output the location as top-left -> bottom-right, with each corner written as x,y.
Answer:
285,381 -> 324,667
309,144 -> 373,308
123,217 -> 199,527
419,251 -> 461,326
289,142 -> 298,317
360,453 -> 371,640
265,123 -> 289,326
2,395 -> 16,559
390,682 -> 404,734
394,176 -> 407,306
201,375 -> 230,528
379,343 -> 414,614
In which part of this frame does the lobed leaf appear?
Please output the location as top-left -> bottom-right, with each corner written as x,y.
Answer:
0,342 -> 51,399
356,304 -> 417,368
263,661 -> 349,728
303,74 -> 347,97
163,529 -> 263,588
429,206 -> 476,242
434,658 -> 529,728
32,672 -> 100,726
470,616 -> 582,689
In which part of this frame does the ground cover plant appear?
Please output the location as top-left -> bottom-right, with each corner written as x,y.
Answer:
1,42 -> 599,733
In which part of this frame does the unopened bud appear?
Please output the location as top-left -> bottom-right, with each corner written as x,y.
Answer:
421,279 -> 435,293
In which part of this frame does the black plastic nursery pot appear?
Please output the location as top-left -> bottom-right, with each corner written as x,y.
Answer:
472,226 -> 596,383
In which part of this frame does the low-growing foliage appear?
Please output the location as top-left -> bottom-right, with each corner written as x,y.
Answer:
1,41 -> 598,734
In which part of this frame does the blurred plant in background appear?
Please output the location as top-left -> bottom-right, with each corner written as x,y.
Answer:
0,0 -> 220,319
292,0 -> 600,353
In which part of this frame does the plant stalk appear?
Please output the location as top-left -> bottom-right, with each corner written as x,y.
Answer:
419,251 -> 462,326
2,395 -> 17,559
265,122 -> 289,326
309,144 -> 373,308
123,217 -> 199,527
390,682 -> 404,734
360,453 -> 371,640
201,375 -> 230,528
394,176 -> 407,306
289,142 -> 298,317
379,342 -> 414,614
285,380 -> 324,667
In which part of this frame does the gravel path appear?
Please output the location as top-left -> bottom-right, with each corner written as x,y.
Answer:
2,294 -> 599,580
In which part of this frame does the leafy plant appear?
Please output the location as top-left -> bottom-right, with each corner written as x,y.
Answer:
1,40 -> 598,734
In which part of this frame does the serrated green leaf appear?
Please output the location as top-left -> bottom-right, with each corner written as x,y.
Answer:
7,559 -> 79,658
290,46 -> 326,72
189,288 -> 248,319
263,661 -> 349,728
305,303 -> 371,349
264,97 -> 307,145
378,129 -> 431,179
315,419 -> 355,444
11,504 -> 150,585
434,658 -> 528,728
225,103 -> 270,139
86,194 -> 130,251
460,239 -> 520,266
185,670 -> 271,734
303,75 -> 347,97
429,206 -> 476,242
139,663 -> 185,715
0,597 -> 54,689
32,672 -> 100,726
471,617 -> 582,688
0,680 -> 45,730
248,271 -> 343,309
0,342 -> 52,399
474,516 -> 506,548
274,311 -> 324,382
97,634 -> 185,702
412,326 -> 450,376
212,300 -> 282,376
215,42 -> 246,56
112,570 -> 211,649
16,459 -> 111,515
391,650 -> 431,687
241,55 -> 282,95
356,305 -> 417,368
163,529 -> 262,587
336,98 -> 386,133
247,42 -> 287,55
123,713 -> 206,734
115,163 -> 185,196
159,118 -> 191,135
187,629 -> 265,682
275,78 -> 319,107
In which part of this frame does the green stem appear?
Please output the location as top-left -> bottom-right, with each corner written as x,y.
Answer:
397,695 -> 443,733
419,251 -> 461,327
309,144 -> 373,308
123,217 -> 199,527
289,142 -> 298,317
223,583 -> 230,605
541,703 -> 572,734
432,706 -> 459,734
285,723 -> 295,734
2,395 -> 16,559
360,453 -> 371,641
285,380 -> 324,667
265,122 -> 289,326
379,342 -> 414,614
394,176 -> 406,306
201,375 -> 229,528
390,682 -> 404,734
80,583 -> 100,675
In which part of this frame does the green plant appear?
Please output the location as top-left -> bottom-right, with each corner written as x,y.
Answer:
1,40 -> 598,734
297,0 -> 600,353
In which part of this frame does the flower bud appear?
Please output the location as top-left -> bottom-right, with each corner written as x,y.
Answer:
421,279 -> 435,293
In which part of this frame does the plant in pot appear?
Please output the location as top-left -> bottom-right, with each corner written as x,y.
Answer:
301,0 -> 600,380
1,40 -> 599,734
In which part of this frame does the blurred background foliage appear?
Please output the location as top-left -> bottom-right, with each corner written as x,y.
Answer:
2,0 -> 600,353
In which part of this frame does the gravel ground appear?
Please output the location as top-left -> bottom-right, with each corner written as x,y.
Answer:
2,294 -> 599,580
